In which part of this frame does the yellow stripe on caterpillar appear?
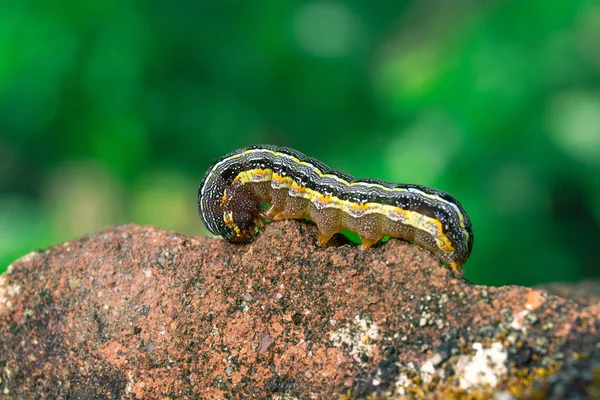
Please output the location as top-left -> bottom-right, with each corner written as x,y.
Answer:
198,145 -> 474,275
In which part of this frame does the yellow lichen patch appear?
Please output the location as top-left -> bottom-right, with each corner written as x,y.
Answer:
337,390 -> 354,400
501,362 -> 560,399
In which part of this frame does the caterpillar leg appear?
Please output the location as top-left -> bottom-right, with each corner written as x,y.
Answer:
448,261 -> 463,276
263,203 -> 284,220
317,231 -> 335,247
253,218 -> 266,229
359,236 -> 381,250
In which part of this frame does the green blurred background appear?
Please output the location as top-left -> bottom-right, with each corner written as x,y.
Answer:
1,0 -> 599,286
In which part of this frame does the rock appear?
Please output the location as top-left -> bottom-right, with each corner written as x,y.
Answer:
0,221 -> 599,399
536,281 -> 600,307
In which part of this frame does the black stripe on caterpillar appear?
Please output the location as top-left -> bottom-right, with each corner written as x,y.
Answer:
198,145 -> 474,273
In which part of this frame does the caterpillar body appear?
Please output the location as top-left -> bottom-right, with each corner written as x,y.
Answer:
197,145 -> 474,273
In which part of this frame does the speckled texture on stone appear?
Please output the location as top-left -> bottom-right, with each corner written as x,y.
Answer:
0,222 -> 599,399
536,280 -> 600,307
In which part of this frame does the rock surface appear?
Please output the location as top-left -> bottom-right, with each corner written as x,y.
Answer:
536,280 -> 600,307
0,222 -> 599,399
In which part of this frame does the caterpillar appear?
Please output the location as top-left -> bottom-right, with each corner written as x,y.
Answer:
197,145 -> 473,273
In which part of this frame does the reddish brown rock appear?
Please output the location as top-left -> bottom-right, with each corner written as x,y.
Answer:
0,221 -> 599,399
536,280 -> 600,307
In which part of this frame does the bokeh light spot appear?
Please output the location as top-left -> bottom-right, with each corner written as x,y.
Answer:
385,113 -> 462,184
548,91 -> 600,165
294,2 -> 360,58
